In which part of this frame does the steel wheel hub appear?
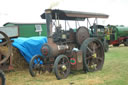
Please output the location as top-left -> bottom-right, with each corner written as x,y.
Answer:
92,53 -> 97,58
61,65 -> 67,71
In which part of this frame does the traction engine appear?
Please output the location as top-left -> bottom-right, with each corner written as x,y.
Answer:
29,9 -> 109,80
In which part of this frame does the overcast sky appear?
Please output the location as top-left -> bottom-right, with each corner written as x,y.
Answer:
0,0 -> 128,26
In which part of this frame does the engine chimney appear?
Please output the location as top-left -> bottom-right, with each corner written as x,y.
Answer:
45,9 -> 53,38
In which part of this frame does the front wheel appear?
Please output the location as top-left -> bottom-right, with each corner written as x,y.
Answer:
0,70 -> 5,85
29,55 -> 44,77
81,38 -> 105,72
54,55 -> 70,80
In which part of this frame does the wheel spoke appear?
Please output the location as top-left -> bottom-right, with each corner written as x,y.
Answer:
96,57 -> 103,61
58,64 -> 63,70
35,58 -> 40,64
0,41 -> 8,46
64,61 -> 69,67
37,59 -> 40,64
35,58 -> 38,63
92,43 -> 97,53
96,44 -> 101,49
32,62 -> 36,68
87,46 -> 93,54
86,56 -> 93,60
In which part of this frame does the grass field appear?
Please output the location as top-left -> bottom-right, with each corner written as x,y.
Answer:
5,46 -> 128,85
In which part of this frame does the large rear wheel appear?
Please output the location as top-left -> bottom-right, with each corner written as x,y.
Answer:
80,38 -> 105,72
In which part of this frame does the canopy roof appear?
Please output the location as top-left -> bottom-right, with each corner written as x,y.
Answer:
41,9 -> 109,21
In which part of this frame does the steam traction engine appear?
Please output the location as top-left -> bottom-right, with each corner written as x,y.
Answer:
29,9 -> 109,80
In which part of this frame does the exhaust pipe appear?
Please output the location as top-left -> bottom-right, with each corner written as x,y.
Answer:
45,9 -> 53,38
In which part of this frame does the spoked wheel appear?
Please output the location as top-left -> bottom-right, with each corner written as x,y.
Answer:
54,55 -> 70,80
0,31 -> 12,65
0,70 -> 5,85
29,55 -> 44,77
81,38 -> 104,72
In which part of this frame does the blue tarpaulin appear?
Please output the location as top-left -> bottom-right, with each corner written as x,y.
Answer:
12,37 -> 47,63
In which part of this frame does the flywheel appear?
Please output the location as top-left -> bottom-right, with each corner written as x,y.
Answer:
76,26 -> 90,45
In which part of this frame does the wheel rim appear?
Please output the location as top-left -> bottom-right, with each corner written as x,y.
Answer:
0,31 -> 12,65
54,55 -> 70,79
81,38 -> 104,72
32,56 -> 44,76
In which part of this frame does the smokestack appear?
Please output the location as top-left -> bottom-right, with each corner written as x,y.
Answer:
45,9 -> 53,38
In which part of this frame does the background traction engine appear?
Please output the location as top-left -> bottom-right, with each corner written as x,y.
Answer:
29,9 -> 105,80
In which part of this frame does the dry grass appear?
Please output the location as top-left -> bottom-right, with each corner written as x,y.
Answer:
4,46 -> 128,85
12,47 -> 28,69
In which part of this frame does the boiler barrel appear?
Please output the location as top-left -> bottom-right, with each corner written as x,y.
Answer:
116,26 -> 128,37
